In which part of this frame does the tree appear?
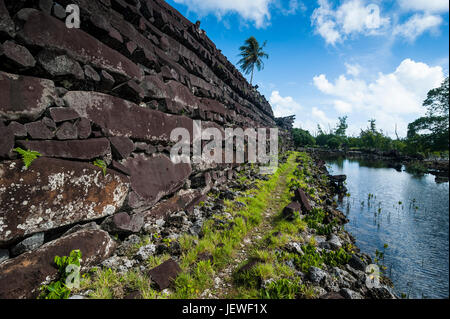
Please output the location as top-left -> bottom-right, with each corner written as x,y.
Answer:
292,128 -> 316,147
368,119 -> 376,133
335,116 -> 348,137
359,119 -> 393,151
407,77 -> 449,153
327,137 -> 341,149
238,36 -> 269,85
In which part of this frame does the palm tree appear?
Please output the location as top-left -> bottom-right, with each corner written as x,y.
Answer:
238,36 -> 269,85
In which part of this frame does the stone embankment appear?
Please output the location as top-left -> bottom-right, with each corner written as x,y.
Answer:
0,0 -> 395,299
303,147 -> 449,181
0,0 -> 288,298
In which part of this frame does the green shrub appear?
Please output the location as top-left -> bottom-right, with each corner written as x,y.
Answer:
14,147 -> 41,168
39,250 -> 82,299
261,278 -> 300,299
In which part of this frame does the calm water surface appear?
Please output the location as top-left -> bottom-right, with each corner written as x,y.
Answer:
326,158 -> 449,299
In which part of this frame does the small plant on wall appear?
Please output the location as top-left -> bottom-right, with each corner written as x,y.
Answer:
14,147 -> 41,169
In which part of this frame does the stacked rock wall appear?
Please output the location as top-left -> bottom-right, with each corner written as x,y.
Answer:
0,0 -> 280,297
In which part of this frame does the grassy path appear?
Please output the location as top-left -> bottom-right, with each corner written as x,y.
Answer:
206,155 -> 298,298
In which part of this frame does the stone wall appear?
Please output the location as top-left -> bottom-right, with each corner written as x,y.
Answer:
0,0 -> 281,297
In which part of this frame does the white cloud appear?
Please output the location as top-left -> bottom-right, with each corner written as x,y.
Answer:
393,13 -> 443,41
173,0 -> 298,28
269,91 -> 336,132
312,106 -> 334,125
269,90 -> 302,118
345,63 -> 362,77
398,0 -> 449,13
279,0 -> 301,15
313,59 -> 444,136
334,100 -> 353,113
311,0 -> 390,45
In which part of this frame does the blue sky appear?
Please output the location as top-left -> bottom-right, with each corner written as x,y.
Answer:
167,0 -> 449,137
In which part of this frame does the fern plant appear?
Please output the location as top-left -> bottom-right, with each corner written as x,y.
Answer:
39,250 -> 82,299
13,147 -> 41,168
93,159 -> 107,176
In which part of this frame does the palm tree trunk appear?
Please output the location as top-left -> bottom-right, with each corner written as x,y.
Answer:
250,65 -> 254,85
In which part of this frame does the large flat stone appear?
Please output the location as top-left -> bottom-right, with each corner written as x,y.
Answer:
20,10 -> 142,81
0,71 -> 57,121
1,41 -> 36,69
63,91 -> 193,143
140,189 -> 202,222
101,212 -> 144,235
0,229 -> 117,299
55,122 -> 78,140
18,138 -> 111,160
37,51 -> 85,80
123,154 -> 191,209
49,107 -> 80,123
109,136 -> 134,160
141,77 -> 199,113
24,121 -> 54,139
148,258 -> 181,290
0,158 -> 129,245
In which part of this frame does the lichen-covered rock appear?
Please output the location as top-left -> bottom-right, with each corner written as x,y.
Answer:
308,266 -> 329,285
0,71 -> 57,121
0,229 -> 117,299
37,51 -> 85,80
101,255 -> 136,274
0,157 -> 129,245
135,244 -> 156,262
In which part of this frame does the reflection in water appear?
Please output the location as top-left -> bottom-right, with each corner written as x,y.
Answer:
327,158 -> 449,299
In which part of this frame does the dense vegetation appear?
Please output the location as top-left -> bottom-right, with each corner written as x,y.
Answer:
293,77 -> 449,158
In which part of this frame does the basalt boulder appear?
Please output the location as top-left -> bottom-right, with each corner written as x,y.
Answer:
294,188 -> 312,213
0,229 -> 117,299
123,154 -> 192,210
63,91 -> 193,143
17,138 -> 111,160
148,258 -> 182,290
0,71 -> 57,121
0,157 -> 129,245
282,201 -> 302,220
